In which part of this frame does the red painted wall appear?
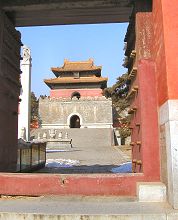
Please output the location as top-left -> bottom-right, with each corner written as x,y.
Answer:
0,173 -> 159,196
161,0 -> 178,101
152,0 -> 168,106
153,0 -> 178,105
50,88 -> 103,98
132,11 -> 160,178
138,60 -> 160,178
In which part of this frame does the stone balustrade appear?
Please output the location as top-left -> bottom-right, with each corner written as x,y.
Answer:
17,139 -> 46,172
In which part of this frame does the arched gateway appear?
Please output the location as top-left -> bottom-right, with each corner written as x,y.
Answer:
70,115 -> 80,128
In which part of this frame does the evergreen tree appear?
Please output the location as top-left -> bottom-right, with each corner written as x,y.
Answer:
31,92 -> 39,122
104,73 -> 131,138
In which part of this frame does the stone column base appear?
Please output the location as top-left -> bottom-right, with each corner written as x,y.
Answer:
160,100 -> 178,209
137,182 -> 166,202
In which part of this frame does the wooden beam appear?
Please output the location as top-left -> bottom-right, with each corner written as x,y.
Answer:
0,0 -> 132,26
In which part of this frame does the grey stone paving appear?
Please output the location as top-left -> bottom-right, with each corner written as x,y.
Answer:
36,128 -> 130,174
0,196 -> 174,217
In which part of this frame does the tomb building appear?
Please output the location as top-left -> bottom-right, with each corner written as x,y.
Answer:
39,59 -> 113,129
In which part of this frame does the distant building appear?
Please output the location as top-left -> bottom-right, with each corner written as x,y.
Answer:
39,59 -> 113,129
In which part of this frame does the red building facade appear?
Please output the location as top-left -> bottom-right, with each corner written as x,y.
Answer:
44,59 -> 107,98
39,59 -> 113,129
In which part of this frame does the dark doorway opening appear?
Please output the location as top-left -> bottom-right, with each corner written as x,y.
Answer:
70,115 -> 80,128
71,91 -> 81,99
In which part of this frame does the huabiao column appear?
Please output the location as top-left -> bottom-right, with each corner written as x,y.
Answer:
18,45 -> 32,141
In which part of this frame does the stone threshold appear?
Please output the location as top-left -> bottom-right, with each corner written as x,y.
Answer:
0,195 -> 177,219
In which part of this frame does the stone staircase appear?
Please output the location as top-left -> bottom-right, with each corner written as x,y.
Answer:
31,128 -> 113,148
31,128 -> 118,171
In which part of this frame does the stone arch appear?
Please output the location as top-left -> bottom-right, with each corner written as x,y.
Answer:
67,113 -> 83,128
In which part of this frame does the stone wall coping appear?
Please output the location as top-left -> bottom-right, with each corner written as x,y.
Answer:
39,96 -> 111,102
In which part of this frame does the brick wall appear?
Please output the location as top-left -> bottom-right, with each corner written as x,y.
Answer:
39,97 -> 113,128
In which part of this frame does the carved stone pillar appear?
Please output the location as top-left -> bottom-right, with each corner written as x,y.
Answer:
18,45 -> 32,141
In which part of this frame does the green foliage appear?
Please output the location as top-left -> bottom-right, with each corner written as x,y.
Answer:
104,73 -> 131,138
117,116 -> 131,139
31,92 -> 39,122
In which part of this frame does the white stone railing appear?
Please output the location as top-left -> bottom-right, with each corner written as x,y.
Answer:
17,139 -> 46,172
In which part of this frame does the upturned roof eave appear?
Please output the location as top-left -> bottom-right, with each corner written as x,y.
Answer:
44,81 -> 107,90
51,67 -> 102,77
44,76 -> 108,85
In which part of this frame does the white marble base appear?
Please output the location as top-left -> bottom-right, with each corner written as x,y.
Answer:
159,100 -> 178,209
137,182 -> 166,202
41,123 -> 113,129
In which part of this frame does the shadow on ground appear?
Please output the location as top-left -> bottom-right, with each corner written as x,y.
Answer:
36,163 -> 132,174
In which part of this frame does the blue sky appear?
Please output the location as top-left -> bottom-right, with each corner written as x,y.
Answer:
17,23 -> 128,97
